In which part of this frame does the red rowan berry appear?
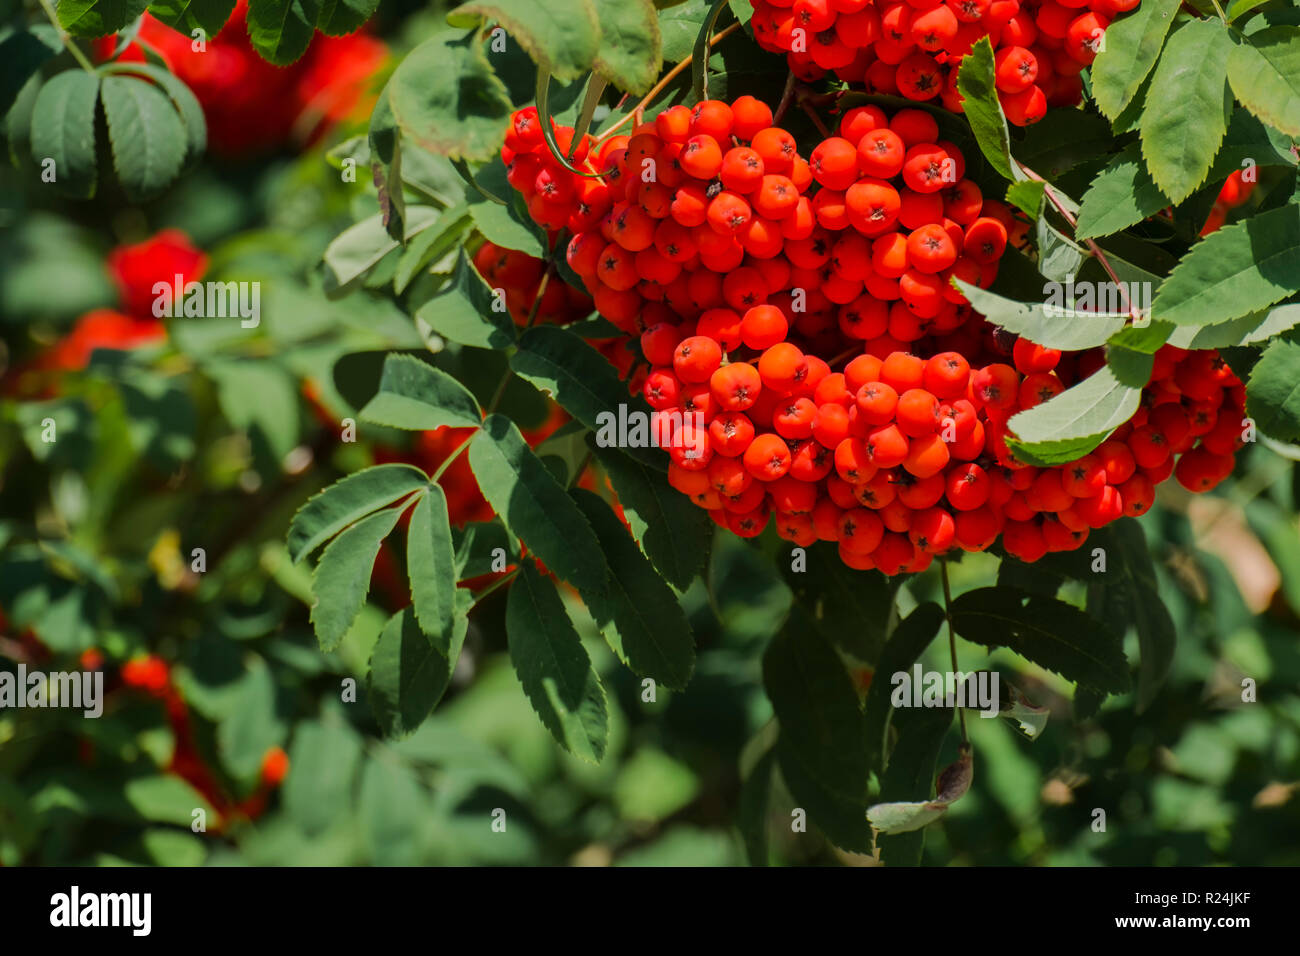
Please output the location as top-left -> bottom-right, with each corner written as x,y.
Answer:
710,410 -> 756,457
910,506 -> 955,552
673,335 -> 723,383
744,433 -> 794,481
743,303 -> 790,351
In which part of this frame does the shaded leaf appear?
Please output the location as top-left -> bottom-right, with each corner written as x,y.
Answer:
388,30 -> 514,162
447,0 -> 600,83
468,414 -> 608,593
414,249 -> 517,349
359,353 -> 483,431
762,611 -> 867,802
572,489 -> 695,689
1246,335 -> 1300,442
950,587 -> 1130,693
288,463 -> 428,563
862,602 -> 944,774
29,70 -> 100,199
310,506 -> 403,652
505,562 -> 609,762
407,487 -> 458,639
588,439 -> 710,590
246,0 -> 323,66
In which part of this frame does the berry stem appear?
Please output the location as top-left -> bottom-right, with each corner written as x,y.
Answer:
471,568 -> 519,608
432,435 -> 474,483
525,264 -> 554,330
1018,162 -> 1141,323
772,71 -> 797,126
594,21 -> 744,144
37,0 -> 98,74
799,98 -> 832,139
939,557 -> 968,746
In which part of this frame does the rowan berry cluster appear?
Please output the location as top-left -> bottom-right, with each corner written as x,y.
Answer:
498,98 -> 1244,573
748,0 -> 1134,125
473,240 -> 595,326
471,239 -> 634,378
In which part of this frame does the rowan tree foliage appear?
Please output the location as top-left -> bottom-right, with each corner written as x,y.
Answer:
2,0 -> 1300,866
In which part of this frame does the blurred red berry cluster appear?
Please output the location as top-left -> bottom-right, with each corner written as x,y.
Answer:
93,0 -> 387,155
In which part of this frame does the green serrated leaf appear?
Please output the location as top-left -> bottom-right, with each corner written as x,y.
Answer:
956,279 -> 1128,351
1167,303 -> 1300,349
322,207 -> 438,294
1105,519 -> 1175,712
1076,142 -> 1171,240
29,70 -> 100,199
467,192 -> 545,257
102,62 -> 206,167
1090,0 -> 1181,120
1247,335 -> 1300,442
1228,27 -> 1300,137
317,0 -> 378,35
874,704 -> 952,866
506,562 -> 609,762
359,353 -> 483,431
1139,18 -> 1233,204
1006,361 -> 1148,466
1152,204 -> 1300,326
572,489 -> 695,689
469,414 -> 608,593
1005,179 -> 1045,220
1107,320 -> 1172,356
246,0 -> 323,65
58,0 -> 149,36
388,29 -> 514,162
862,602 -> 944,774
453,520 -> 519,577
407,487 -> 458,640
588,439 -> 711,590
414,249 -> 517,349
395,202 -> 471,293
511,327 -> 660,465
592,0 -> 662,94
956,37 -> 1022,183
368,597 -> 468,739
0,26 -> 61,118
310,506 -> 403,651
782,542 -> 894,662
950,587 -> 1130,693
762,611 -> 867,803
775,735 -> 872,853
283,720 -> 362,834
288,463 -> 429,563
448,0 -> 600,83
146,0 -> 236,38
